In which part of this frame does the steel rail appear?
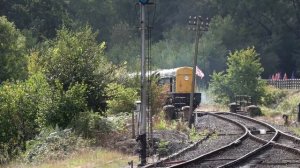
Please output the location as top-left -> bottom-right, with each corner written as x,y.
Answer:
170,112 -> 280,168
214,112 -> 278,167
144,112 -> 248,168
216,112 -> 300,167
145,112 -> 300,168
168,112 -> 251,168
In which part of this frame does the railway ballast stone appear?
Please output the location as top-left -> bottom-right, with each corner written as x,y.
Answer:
152,130 -> 190,157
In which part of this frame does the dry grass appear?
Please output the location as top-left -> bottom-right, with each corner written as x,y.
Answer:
5,148 -> 138,168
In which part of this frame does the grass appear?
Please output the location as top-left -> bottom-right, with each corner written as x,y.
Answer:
5,148 -> 138,168
261,90 -> 300,119
189,128 -> 210,142
258,89 -> 300,136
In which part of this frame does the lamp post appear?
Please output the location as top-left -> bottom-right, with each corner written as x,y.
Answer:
188,16 -> 209,128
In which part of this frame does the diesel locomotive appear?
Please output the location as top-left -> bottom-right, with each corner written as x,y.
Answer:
155,66 -> 201,111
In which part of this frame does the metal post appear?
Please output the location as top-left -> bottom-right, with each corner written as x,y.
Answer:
138,2 -> 147,166
132,112 -> 135,139
298,103 -> 300,122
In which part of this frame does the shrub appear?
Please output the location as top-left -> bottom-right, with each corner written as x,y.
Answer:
23,128 -> 90,163
260,86 -> 287,106
70,112 -> 113,138
105,83 -> 137,114
43,82 -> 88,128
276,91 -> 300,116
70,111 -> 129,138
0,73 -> 52,162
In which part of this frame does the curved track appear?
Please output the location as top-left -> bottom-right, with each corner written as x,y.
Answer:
145,113 -> 247,168
145,112 -> 300,168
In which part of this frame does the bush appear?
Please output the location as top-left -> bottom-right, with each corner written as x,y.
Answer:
0,73 -> 52,163
70,112 -> 130,138
276,91 -> 300,115
43,82 -> 88,128
105,83 -> 137,114
261,91 -> 300,118
24,128 -> 90,163
261,86 -> 287,106
70,112 -> 113,138
0,73 -> 89,162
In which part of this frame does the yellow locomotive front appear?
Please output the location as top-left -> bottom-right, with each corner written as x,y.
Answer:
157,66 -> 201,111
175,67 -> 193,93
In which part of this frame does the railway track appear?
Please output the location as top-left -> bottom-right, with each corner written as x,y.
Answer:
144,111 -> 300,168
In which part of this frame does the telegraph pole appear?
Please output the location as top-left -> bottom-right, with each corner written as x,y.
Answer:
138,0 -> 149,166
188,16 -> 209,128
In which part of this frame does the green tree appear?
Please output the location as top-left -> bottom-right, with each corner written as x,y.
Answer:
0,0 -> 71,41
44,82 -> 88,128
37,26 -> 118,111
209,47 -> 265,103
0,73 -> 52,162
67,0 -> 115,42
0,16 -> 27,82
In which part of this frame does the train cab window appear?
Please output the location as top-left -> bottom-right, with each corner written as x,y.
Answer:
158,78 -> 170,86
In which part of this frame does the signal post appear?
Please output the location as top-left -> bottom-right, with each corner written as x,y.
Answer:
188,16 -> 209,128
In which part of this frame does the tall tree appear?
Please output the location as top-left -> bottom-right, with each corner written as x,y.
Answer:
35,26 -> 119,111
210,47 -> 265,103
0,0 -> 71,41
0,16 -> 27,82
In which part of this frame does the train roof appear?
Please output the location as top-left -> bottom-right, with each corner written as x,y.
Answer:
128,66 -> 191,78
156,68 -> 179,78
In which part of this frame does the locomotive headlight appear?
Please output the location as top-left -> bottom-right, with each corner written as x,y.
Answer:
184,75 -> 189,81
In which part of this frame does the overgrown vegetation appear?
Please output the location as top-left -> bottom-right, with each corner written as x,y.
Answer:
261,86 -> 288,107
0,17 -> 135,164
261,90 -> 300,118
105,83 -> 137,114
153,111 -> 209,142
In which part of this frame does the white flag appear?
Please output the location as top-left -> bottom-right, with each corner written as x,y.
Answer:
196,66 -> 205,79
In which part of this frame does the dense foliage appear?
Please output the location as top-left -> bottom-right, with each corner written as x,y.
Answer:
105,83 -> 138,114
209,48 -> 265,103
39,26 -> 117,112
0,16 -> 27,82
1,0 -> 300,77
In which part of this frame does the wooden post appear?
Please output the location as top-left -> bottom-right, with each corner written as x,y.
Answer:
132,112 -> 135,139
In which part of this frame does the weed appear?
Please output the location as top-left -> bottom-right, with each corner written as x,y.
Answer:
157,140 -> 170,156
189,127 -> 210,142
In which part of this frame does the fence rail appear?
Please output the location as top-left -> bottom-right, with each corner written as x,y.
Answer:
266,79 -> 300,89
